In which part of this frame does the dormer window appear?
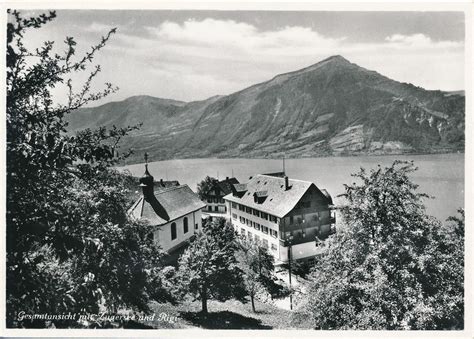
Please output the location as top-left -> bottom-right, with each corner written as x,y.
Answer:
253,191 -> 268,204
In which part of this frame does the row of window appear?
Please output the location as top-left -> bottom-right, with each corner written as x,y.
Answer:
207,198 -> 224,204
287,211 -> 329,225
208,205 -> 226,212
236,215 -> 279,238
239,228 -> 278,252
170,217 -> 199,241
231,202 -> 278,223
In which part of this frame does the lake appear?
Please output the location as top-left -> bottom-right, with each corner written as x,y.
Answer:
120,153 -> 464,222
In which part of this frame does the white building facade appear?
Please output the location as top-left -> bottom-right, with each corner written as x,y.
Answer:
224,174 -> 335,264
128,163 -> 206,253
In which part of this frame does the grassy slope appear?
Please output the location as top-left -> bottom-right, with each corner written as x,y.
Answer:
140,299 -> 313,329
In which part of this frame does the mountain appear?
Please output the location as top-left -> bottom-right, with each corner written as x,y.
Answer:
67,55 -> 465,164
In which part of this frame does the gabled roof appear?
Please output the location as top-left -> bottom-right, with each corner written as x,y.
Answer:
224,174 -> 330,218
320,189 -> 333,205
217,177 -> 239,195
129,185 -> 206,225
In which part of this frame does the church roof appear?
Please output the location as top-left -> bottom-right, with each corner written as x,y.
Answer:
129,185 -> 206,225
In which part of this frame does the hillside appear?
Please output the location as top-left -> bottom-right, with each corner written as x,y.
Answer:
67,55 -> 465,164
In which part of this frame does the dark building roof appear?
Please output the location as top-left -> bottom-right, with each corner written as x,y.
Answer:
224,174 -> 332,218
129,185 -> 206,225
262,171 -> 286,178
216,177 -> 239,196
154,179 -> 180,191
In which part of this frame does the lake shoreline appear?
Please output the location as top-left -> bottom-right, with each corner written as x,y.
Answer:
120,149 -> 465,167
120,153 -> 464,222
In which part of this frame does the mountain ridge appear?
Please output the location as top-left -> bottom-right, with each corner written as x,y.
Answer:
67,55 -> 465,164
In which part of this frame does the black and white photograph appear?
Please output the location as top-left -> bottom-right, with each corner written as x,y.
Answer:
2,1 -> 471,335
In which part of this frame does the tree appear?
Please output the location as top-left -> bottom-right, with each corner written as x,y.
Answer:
6,10 -> 166,327
176,218 -> 245,314
301,161 -> 464,329
235,238 -> 275,312
196,176 -> 219,200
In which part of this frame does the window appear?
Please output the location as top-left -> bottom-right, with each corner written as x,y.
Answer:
262,239 -> 269,249
232,202 -> 237,208
270,230 -> 278,238
270,215 -> 277,223
183,217 -> 189,234
171,222 -> 177,240
254,223 -> 261,231
195,223 -> 199,230
248,231 -> 252,240
261,212 -> 268,220
246,206 -> 252,214
313,213 -> 320,222
232,213 -> 237,220
208,206 -> 212,212
289,216 -> 294,224
271,243 -> 277,251
239,204 -> 245,211
262,226 -> 269,234
214,206 -> 218,212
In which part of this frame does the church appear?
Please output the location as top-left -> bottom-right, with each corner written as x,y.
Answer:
128,155 -> 206,253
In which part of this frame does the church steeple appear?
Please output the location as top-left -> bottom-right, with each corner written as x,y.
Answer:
139,152 -> 154,200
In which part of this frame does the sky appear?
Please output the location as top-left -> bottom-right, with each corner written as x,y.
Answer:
14,10 -> 465,105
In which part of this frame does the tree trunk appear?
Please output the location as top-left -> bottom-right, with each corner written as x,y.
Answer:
251,293 -> 256,313
201,286 -> 208,315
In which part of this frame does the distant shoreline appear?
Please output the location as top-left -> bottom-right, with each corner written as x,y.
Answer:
118,149 -> 465,168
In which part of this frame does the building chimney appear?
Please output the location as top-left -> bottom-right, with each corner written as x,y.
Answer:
284,176 -> 290,190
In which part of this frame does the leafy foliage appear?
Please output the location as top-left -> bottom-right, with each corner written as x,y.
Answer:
176,218 -> 245,314
6,10 -> 166,327
301,161 -> 464,329
235,238 -> 275,312
196,176 -> 219,200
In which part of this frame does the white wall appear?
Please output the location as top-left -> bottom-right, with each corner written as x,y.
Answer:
229,210 -> 281,259
279,240 -> 323,262
153,209 -> 202,252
